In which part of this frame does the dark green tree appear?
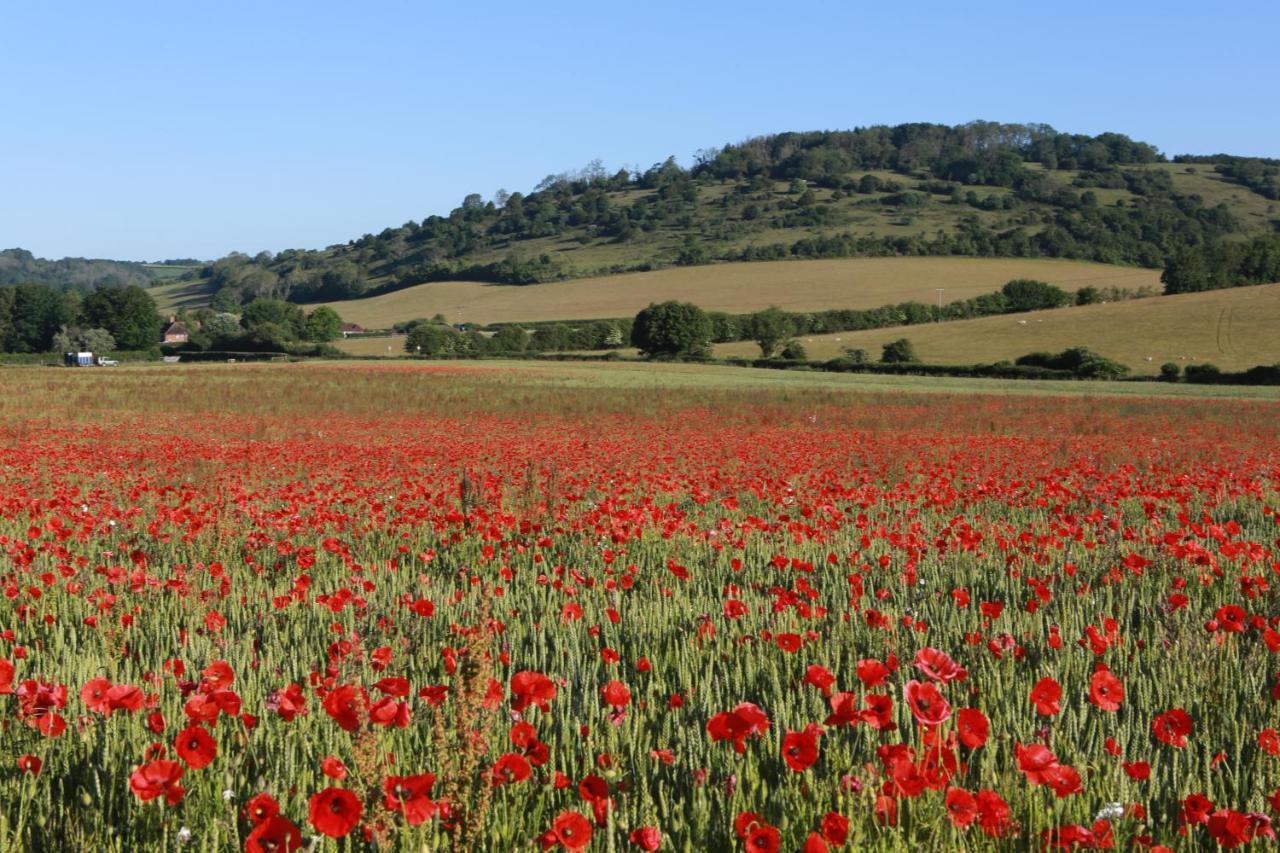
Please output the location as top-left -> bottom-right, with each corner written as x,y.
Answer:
1000,279 -> 1071,313
81,285 -> 160,350
404,323 -> 461,356
304,306 -> 343,342
745,307 -> 794,358
490,325 -> 529,352
630,301 -> 711,358
881,338 -> 919,363
240,299 -> 306,340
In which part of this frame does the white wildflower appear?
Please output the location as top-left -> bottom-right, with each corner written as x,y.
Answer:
1094,802 -> 1124,822
176,826 -> 192,844
222,788 -> 234,801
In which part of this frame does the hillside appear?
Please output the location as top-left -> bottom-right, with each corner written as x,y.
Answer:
0,248 -> 160,290
713,282 -> 1280,373
173,122 -> 1280,309
311,257 -> 1160,328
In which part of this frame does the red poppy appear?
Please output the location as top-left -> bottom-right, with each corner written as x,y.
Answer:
246,815 -> 302,853
781,723 -> 823,772
174,724 -> 217,770
818,812 -> 848,845
914,647 -> 967,683
629,826 -> 661,850
321,756 -> 348,780
17,754 -> 41,775
491,752 -> 532,785
81,677 -> 114,714
859,694 -> 895,731
1029,677 -> 1062,716
804,665 -> 836,695
1089,668 -> 1124,712
744,824 -> 781,853
1015,742 -> 1060,785
322,684 -> 367,732
706,702 -> 771,753
1152,708 -> 1193,747
538,810 -> 593,852
511,671 -> 557,713
856,659 -> 890,687
243,792 -> 280,824
1123,761 -> 1151,780
904,679 -> 951,726
802,833 -> 829,853
129,759 -> 186,804
601,680 -> 631,708
956,707 -> 989,748
975,789 -> 1012,837
308,787 -> 362,838
383,772 -> 438,825
945,787 -> 978,827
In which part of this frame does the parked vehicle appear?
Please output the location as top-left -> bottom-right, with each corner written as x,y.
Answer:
64,351 -> 94,367
96,357 -> 119,366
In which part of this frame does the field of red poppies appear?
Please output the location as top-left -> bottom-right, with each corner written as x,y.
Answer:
0,363 -> 1278,851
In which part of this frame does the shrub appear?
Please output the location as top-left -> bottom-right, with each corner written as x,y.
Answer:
881,338 -> 919,363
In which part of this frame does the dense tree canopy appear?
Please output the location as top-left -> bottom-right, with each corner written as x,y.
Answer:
631,301 -> 711,358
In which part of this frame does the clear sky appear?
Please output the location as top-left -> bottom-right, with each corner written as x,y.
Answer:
3,0 -> 1277,261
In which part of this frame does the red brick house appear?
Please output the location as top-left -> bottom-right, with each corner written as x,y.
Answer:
340,323 -> 365,338
162,318 -> 190,344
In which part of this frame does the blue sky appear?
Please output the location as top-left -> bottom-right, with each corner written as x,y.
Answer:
3,0 -> 1277,261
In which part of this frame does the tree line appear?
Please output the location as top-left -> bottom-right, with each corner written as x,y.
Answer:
0,283 -> 160,353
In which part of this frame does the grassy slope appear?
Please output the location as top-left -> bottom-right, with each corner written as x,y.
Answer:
314,257 -> 1161,328
715,282 -> 1280,372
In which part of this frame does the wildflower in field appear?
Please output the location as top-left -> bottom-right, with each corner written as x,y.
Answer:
17,754 -> 41,775
511,671 -> 557,713
956,707 -> 989,748
1088,667 -> 1124,712
781,724 -> 823,772
579,775 -> 612,825
628,825 -> 661,850
491,753 -> 532,785
904,679 -> 951,726
243,792 -> 280,823
914,647 -> 966,683
537,810 -> 593,851
382,772 -> 438,825
321,684 -> 368,731
945,787 -> 978,827
1152,708 -> 1193,747
245,815 -> 302,853
707,702 -> 771,753
307,787 -> 362,838
1029,677 -> 1063,716
320,756 -> 347,780
128,759 -> 185,804
174,725 -> 217,769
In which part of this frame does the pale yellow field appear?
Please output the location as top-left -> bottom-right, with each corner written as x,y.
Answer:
334,335 -> 408,357
316,258 -> 1162,328
715,283 -> 1280,373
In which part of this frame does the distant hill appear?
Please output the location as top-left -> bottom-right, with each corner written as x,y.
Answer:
0,248 -> 163,290
172,121 -> 1279,310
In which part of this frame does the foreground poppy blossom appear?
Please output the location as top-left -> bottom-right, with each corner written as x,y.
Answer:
1152,708 -> 1194,748
538,810 -> 593,851
308,787 -> 362,838
781,724 -> 823,772
245,815 -> 303,853
707,702 -> 771,753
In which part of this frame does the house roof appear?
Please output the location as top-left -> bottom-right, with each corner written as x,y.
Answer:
340,323 -> 364,331
164,321 -> 190,335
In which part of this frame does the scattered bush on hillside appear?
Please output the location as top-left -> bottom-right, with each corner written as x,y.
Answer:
1015,346 -> 1129,379
631,301 -> 712,358
881,338 -> 919,363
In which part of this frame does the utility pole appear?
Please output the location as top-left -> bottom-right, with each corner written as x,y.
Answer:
935,288 -> 945,321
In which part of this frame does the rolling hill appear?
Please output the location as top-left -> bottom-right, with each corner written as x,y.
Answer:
170,122 -> 1280,310
713,282 -> 1280,373
311,257 -> 1161,328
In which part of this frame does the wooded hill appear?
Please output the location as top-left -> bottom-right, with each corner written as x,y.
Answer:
175,122 -> 1278,309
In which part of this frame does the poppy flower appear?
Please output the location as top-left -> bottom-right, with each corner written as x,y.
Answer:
1123,761 -> 1150,780
744,824 -> 781,853
781,723 -> 822,772
1029,677 -> 1062,716
629,825 -> 661,850
956,707 -> 989,748
321,756 -> 348,780
538,810 -> 593,852
945,787 -> 978,827
17,754 -> 41,775
491,752 -> 532,785
1152,708 -> 1193,748
804,665 -> 836,695
246,815 -> 302,853
601,680 -> 631,708
383,772 -> 438,825
914,648 -> 967,683
821,812 -> 848,846
1089,668 -> 1124,712
322,685 -> 367,732
802,834 -> 829,853
706,702 -> 770,753
81,677 -> 114,714
308,787 -> 362,838
243,792 -> 280,824
856,659 -> 890,687
975,789 -> 1012,837
511,671 -> 557,713
1015,742 -> 1061,785
174,725 -> 217,770
129,759 -> 186,804
904,680 -> 951,726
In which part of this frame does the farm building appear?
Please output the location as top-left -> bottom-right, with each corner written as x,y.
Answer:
340,323 -> 365,338
162,318 -> 190,343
